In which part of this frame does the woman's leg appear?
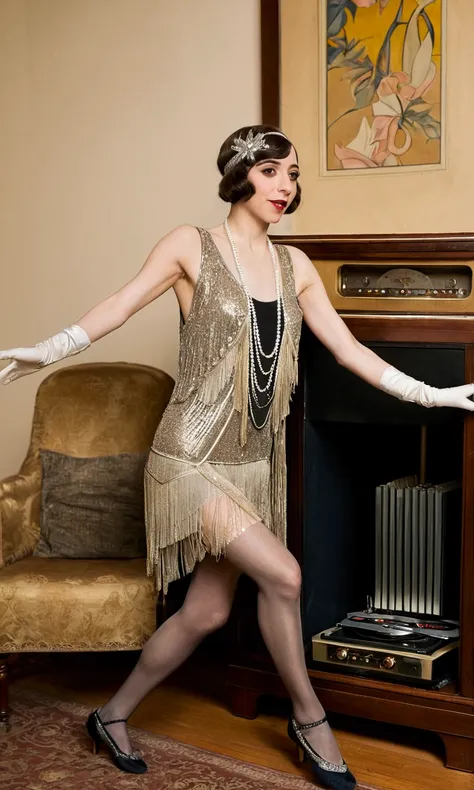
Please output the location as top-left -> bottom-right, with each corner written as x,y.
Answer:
98,554 -> 241,754
225,520 -> 344,766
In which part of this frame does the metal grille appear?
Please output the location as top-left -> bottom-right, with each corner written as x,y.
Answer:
374,477 -> 460,616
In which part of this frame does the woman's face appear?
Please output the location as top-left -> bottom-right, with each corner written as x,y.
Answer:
245,146 -> 299,223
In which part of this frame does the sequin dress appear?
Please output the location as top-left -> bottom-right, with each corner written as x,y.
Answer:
144,227 -> 302,593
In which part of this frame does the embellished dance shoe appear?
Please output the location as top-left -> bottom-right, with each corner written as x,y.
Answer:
86,709 -> 148,774
288,714 -> 357,789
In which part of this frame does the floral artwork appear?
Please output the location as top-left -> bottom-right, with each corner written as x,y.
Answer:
325,0 -> 445,172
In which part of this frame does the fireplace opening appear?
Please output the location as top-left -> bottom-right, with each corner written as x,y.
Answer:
301,335 -> 466,653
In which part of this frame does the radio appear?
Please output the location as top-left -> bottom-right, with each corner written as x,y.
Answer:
314,261 -> 474,314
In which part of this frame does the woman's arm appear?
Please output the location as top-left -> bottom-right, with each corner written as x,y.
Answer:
289,245 -> 474,411
291,245 -> 387,384
76,224 -> 195,341
0,224 -> 197,385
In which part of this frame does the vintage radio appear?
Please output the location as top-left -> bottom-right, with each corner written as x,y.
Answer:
315,261 -> 474,315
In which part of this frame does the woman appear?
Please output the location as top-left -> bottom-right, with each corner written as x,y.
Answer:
1,125 -> 473,789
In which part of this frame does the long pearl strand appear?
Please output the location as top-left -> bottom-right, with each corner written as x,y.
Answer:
224,219 -> 283,427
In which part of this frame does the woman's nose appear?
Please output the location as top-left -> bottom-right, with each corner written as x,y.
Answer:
279,180 -> 291,195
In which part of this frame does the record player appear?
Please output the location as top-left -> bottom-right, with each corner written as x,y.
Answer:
312,608 -> 459,686
339,611 -> 459,641
310,469 -> 462,687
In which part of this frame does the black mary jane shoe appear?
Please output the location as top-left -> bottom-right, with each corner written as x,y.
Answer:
86,709 -> 148,774
288,713 -> 357,789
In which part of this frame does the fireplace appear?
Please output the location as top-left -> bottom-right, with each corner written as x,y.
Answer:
301,333 -> 464,641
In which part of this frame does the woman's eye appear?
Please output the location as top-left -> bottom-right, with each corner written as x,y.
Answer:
290,172 -> 300,181
262,168 -> 276,176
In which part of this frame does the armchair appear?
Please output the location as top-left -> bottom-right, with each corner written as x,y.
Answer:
0,361 -> 174,729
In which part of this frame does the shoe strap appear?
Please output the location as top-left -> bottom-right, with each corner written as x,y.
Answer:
293,714 -> 327,731
101,717 -> 128,725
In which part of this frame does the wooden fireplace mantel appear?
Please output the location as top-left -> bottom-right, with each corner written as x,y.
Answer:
270,233 -> 474,261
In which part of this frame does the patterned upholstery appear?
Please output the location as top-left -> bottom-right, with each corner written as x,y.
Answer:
0,362 -> 174,654
0,557 -> 155,652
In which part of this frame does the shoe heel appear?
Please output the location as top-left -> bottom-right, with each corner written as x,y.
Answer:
85,709 -> 148,775
289,713 -> 357,790
86,713 -> 101,755
297,744 -> 307,763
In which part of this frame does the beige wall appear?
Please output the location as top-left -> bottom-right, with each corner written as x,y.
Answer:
0,0 -> 260,478
280,0 -> 474,235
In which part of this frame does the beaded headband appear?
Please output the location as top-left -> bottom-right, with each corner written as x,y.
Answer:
223,129 -> 290,174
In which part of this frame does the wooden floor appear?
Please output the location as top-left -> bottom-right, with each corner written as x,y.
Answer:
13,652 -> 474,790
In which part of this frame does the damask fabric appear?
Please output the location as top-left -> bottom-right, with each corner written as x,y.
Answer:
0,556 -> 156,652
0,468 -> 41,568
145,228 -> 302,594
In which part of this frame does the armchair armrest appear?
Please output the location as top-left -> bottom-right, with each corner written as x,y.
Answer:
0,467 -> 41,567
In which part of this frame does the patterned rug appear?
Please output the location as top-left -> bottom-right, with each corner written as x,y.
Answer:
0,687 -> 382,789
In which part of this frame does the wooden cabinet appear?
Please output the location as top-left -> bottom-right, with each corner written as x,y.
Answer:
227,235 -> 474,774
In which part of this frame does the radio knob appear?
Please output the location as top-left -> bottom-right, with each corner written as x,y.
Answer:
335,648 -> 348,660
382,656 -> 396,669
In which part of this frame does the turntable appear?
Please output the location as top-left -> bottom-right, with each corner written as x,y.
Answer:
339,611 -> 459,641
312,620 -> 459,686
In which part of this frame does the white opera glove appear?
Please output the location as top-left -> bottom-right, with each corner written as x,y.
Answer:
379,365 -> 474,411
0,325 -> 91,386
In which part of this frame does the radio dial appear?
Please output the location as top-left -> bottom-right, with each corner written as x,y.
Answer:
335,648 -> 348,660
382,656 -> 396,669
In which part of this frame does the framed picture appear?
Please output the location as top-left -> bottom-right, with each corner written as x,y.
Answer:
323,0 -> 446,175
261,0 -> 471,235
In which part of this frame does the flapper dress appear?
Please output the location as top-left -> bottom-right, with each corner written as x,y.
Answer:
144,227 -> 302,593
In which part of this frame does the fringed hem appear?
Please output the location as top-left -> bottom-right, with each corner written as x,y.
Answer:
144,456 -> 275,594
150,532 -> 207,597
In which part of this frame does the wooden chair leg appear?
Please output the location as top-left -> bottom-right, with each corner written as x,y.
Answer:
0,654 -> 10,732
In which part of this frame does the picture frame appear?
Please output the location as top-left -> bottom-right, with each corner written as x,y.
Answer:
260,0 -> 471,236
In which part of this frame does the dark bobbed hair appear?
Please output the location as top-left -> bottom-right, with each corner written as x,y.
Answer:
217,124 -> 301,215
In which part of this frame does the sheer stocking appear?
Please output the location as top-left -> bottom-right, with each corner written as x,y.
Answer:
98,554 -> 240,754
225,520 -> 344,766
97,499 -> 343,767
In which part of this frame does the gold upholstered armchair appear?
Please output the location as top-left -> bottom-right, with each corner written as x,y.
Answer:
0,362 -> 174,730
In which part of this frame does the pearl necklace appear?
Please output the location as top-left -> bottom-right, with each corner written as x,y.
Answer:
224,219 -> 284,427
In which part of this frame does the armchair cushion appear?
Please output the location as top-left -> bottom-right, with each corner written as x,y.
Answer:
34,450 -> 148,559
0,556 -> 156,652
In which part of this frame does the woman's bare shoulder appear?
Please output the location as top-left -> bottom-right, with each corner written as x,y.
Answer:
279,244 -> 316,296
162,223 -> 200,248
154,224 -> 201,265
